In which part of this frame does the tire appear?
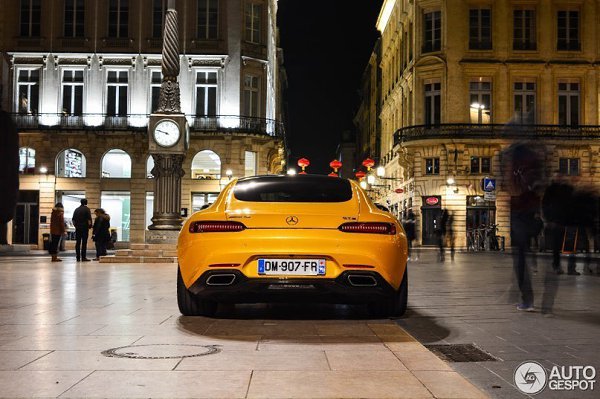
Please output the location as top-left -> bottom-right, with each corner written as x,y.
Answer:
368,267 -> 408,318
177,267 -> 218,317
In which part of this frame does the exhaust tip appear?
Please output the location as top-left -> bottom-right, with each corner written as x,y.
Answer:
347,274 -> 378,287
206,274 -> 236,286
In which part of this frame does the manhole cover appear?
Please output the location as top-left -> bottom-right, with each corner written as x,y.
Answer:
102,344 -> 221,360
425,344 -> 497,362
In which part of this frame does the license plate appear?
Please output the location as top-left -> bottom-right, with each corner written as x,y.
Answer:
258,258 -> 326,276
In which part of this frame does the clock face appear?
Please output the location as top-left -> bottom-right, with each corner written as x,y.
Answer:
153,120 -> 180,147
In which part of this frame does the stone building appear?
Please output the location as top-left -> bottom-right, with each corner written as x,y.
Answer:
357,0 -> 600,248
1,0 -> 286,248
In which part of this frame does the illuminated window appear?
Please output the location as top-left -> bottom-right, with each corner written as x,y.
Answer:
101,149 -> 132,178
425,158 -> 439,175
17,69 -> 39,114
64,0 -> 84,38
245,151 -> 257,176
101,191 -> 131,241
146,156 -> 155,179
469,81 -> 492,123
191,150 -> 221,179
198,0 -> 219,39
245,2 -> 262,44
109,0 -> 129,38
56,149 -> 86,178
19,147 -> 36,174
20,0 -> 41,37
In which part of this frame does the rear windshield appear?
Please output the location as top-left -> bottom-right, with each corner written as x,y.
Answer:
233,175 -> 353,203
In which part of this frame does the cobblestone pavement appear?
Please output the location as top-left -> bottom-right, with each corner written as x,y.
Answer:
0,255 -> 486,399
398,250 -> 600,399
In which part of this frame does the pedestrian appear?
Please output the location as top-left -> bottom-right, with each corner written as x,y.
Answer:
435,209 -> 448,262
92,208 -> 111,260
72,198 -> 92,261
542,175 -> 573,275
446,210 -> 455,261
49,203 -> 66,262
403,210 -> 417,261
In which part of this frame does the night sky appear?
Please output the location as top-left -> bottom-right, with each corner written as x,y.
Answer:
277,0 -> 384,174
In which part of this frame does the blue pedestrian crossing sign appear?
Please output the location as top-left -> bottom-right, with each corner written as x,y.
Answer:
483,178 -> 496,192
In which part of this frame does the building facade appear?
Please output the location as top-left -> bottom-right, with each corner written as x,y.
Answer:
1,0 -> 286,248
358,0 -> 600,248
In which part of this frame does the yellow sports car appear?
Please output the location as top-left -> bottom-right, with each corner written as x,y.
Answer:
177,174 -> 408,317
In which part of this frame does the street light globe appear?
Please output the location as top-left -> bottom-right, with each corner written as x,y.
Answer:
446,176 -> 455,185
376,166 -> 385,177
359,181 -> 368,190
39,166 -> 48,174
367,174 -> 376,185
470,102 -> 481,109
225,169 -> 233,177
287,168 -> 297,176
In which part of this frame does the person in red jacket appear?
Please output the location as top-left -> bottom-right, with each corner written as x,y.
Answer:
49,203 -> 66,262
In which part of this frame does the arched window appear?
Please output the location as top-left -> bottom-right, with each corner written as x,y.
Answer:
56,149 -> 87,178
19,147 -> 36,174
146,155 -> 155,178
101,149 -> 132,178
191,150 -> 221,179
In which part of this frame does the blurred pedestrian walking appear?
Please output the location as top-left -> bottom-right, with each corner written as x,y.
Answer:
403,210 -> 417,261
92,208 -> 111,261
49,203 -> 66,262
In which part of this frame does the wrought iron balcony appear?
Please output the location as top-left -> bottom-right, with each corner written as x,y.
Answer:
394,123 -> 600,146
11,113 -> 285,138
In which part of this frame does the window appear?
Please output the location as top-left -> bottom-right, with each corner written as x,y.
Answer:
198,0 -> 219,39
107,71 -> 128,116
20,0 -> 41,37
17,69 -> 39,114
424,82 -> 441,126
469,8 -> 491,50
101,149 -> 131,178
558,82 -> 579,127
100,191 -> 130,241
245,151 -> 257,176
62,70 -> 84,115
559,158 -> 579,176
469,81 -> 492,123
192,192 -> 219,212
243,75 -> 260,117
244,2 -> 262,44
423,11 -> 441,53
19,147 -> 36,174
109,0 -> 129,38
513,82 -> 536,124
470,157 -> 491,174
513,9 -> 536,50
56,149 -> 86,178
146,192 -> 154,229
195,71 -> 218,116
146,156 -> 155,178
150,71 -> 162,113
152,0 -> 167,38
191,150 -> 221,179
64,0 -> 84,38
557,10 -> 580,51
425,158 -> 440,175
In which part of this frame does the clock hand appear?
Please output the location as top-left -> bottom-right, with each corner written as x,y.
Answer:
156,129 -> 170,135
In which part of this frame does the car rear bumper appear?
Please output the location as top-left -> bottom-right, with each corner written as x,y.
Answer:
187,269 -> 397,304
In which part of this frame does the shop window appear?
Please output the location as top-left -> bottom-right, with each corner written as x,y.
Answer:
101,149 -> 131,178
470,157 -> 491,174
56,148 -> 86,177
146,156 -> 155,178
19,147 -> 36,174
101,191 -> 130,241
245,151 -> 257,176
56,191 -> 85,240
192,192 -> 219,213
559,158 -> 579,176
146,192 -> 154,229
425,158 -> 439,175
191,150 -> 221,179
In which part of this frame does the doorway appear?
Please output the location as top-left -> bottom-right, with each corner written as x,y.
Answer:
421,196 -> 442,245
13,190 -> 39,245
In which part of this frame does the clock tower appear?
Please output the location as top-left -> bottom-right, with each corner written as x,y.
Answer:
147,0 -> 188,238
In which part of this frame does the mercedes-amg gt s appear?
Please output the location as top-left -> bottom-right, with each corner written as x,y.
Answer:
177,174 -> 408,317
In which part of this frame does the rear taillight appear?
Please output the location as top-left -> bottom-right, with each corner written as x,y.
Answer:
338,222 -> 396,235
189,221 -> 246,233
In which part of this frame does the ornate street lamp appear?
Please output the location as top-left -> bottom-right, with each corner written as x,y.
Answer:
355,170 -> 366,180
362,158 -> 375,171
297,158 -> 310,175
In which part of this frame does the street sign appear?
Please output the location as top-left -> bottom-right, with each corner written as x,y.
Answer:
484,191 -> 496,201
394,188 -> 404,194
483,178 -> 496,192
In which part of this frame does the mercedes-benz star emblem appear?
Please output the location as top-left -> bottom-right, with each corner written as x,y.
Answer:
286,216 -> 299,225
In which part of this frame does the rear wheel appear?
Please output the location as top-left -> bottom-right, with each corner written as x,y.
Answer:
177,267 -> 218,317
368,267 -> 408,318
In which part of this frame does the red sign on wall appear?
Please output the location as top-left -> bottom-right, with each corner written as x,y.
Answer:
425,196 -> 439,206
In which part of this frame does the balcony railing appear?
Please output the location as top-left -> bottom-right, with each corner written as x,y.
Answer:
11,113 -> 285,138
394,123 -> 600,146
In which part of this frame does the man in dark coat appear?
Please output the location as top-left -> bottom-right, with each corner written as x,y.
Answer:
72,198 -> 92,261
0,110 -> 19,245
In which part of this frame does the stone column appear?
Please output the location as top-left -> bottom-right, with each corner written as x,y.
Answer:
149,154 -> 184,229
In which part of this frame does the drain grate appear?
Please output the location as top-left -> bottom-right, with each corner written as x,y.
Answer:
425,343 -> 498,362
102,344 -> 221,360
